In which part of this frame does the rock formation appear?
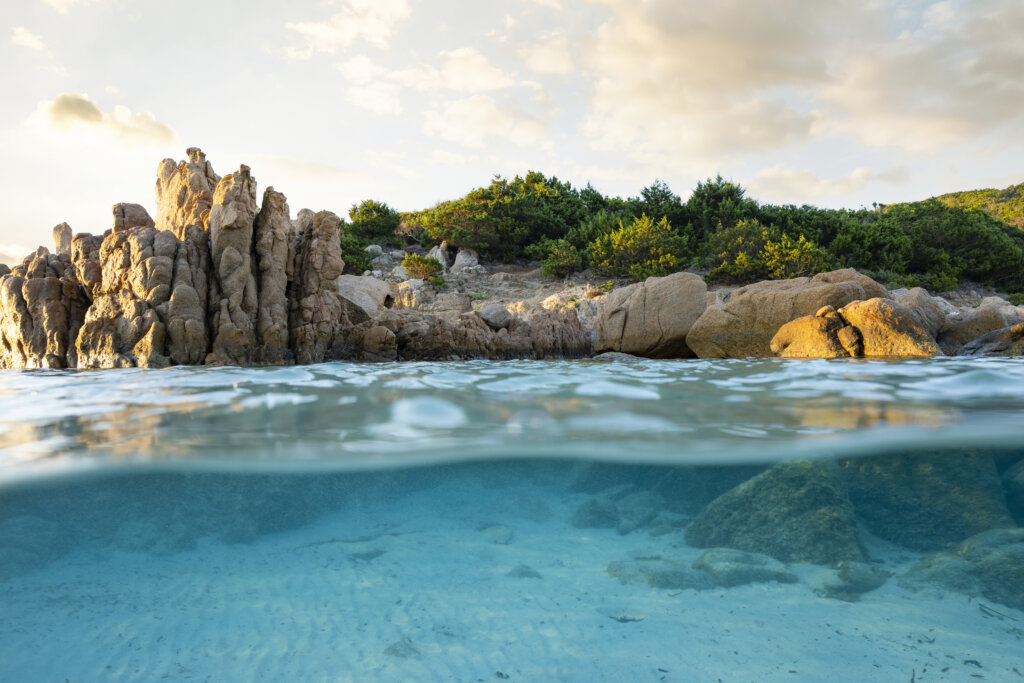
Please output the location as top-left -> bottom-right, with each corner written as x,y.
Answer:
288,210 -> 348,364
252,187 -> 294,364
52,223 -> 72,257
594,271 -> 707,358
686,269 -> 888,358
154,147 -> 220,239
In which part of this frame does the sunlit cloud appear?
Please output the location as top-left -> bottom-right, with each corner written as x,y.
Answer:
518,34 -> 574,75
423,95 -> 545,148
0,243 -> 33,266
33,93 -> 176,146
749,165 -> 911,202
11,27 -> 47,52
40,0 -> 95,13
285,0 -> 411,59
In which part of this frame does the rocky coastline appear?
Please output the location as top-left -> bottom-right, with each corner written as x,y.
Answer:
2,148 -> 1023,370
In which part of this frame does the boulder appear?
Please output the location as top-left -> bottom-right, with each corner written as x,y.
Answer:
0,264 -> 8,277
900,528 -> 1024,611
837,298 -> 940,357
450,248 -> 482,274
841,451 -> 1014,551
607,557 -> 713,590
337,275 -> 395,325
476,303 -> 511,331
154,147 -> 220,239
820,561 -> 891,602
770,313 -> 848,358
253,187 -> 294,364
288,210 -> 348,364
52,222 -> 72,256
0,248 -> 87,369
685,460 -> 866,565
112,203 -> 155,233
686,269 -> 888,358
693,548 -> 798,587
937,305 -> 1011,355
361,325 -> 397,362
897,287 -> 952,338
206,166 -> 260,365
426,241 -> 455,269
594,271 -> 707,358
958,323 -> 1024,357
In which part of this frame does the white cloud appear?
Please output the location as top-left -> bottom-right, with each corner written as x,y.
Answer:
40,0 -> 94,13
33,93 -> 175,146
423,95 -> 545,148
0,243 -> 32,265
285,0 -> 411,59
430,149 -> 473,166
11,27 -> 46,52
525,0 -> 562,9
749,165 -> 911,201
336,48 -> 519,115
518,34 -> 574,75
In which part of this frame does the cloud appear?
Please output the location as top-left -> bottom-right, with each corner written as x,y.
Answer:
822,1 -> 1024,150
40,0 -> 94,12
34,93 -> 175,145
749,165 -> 911,201
579,0 -> 869,168
335,48 -> 519,114
518,34 -> 574,75
423,95 -> 545,148
285,0 -> 410,59
0,243 -> 32,266
525,0 -> 563,9
11,27 -> 46,52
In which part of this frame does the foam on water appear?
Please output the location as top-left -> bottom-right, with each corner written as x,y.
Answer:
3,357 -> 1024,483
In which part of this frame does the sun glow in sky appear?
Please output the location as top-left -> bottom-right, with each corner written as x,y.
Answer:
1,0 -> 1022,264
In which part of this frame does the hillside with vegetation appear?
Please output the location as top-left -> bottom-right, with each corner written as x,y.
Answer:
336,173 -> 1024,297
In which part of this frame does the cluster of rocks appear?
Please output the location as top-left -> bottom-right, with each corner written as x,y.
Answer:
595,268 -> 1024,360
0,149 -> 590,369
572,449 -> 1024,610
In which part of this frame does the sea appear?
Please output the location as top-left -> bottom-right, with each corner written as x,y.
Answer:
1,358 -> 1022,682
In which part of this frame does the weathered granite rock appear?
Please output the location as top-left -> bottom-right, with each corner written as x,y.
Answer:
154,147 -> 220,239
477,303 -> 511,331
897,287 -> 951,338
164,225 -> 209,365
450,248 -> 481,274
837,298 -> 940,357
206,166 -> 260,365
770,313 -> 848,358
900,528 -> 1024,611
594,271 -> 707,358
685,460 -> 865,565
0,248 -> 87,368
840,451 -> 1014,551
958,323 -> 1024,357
52,222 -> 72,256
252,187 -> 294,364
337,274 -> 394,325
686,269 -> 888,358
0,264 -> 9,277
427,241 -> 455,270
693,548 -> 798,587
937,305 -> 1011,355
288,210 -> 348,364
112,203 -> 155,233
70,232 -> 104,299
361,325 -> 397,362
75,226 -> 176,368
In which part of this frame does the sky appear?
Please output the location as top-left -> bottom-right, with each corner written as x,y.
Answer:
1,0 -> 1023,265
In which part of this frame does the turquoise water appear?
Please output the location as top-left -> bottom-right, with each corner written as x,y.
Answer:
2,359 -> 1023,681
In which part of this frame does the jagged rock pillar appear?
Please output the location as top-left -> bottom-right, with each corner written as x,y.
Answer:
253,187 -> 294,364
288,210 -> 348,364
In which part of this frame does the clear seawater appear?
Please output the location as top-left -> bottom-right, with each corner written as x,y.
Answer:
1,358 -> 1023,681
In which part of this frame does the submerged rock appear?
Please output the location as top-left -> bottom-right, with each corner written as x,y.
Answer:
607,557 -> 713,590
1005,459 -> 1024,524
685,460 -> 865,565
693,548 -> 798,587
900,528 -> 1024,611
821,561 -> 891,602
594,271 -> 707,358
841,451 -> 1014,551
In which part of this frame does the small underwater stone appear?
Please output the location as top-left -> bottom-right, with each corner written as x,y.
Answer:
571,497 -> 619,529
506,564 -> 542,579
607,558 -> 713,590
384,638 -> 419,659
693,548 -> 798,588
821,561 -> 891,602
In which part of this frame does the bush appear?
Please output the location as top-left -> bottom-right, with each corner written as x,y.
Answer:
539,239 -> 582,278
1007,293 -> 1024,306
348,199 -> 401,246
338,230 -> 373,275
706,219 -> 831,283
588,214 -> 687,281
402,253 -> 445,287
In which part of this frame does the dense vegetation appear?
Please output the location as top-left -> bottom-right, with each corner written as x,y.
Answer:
341,174 -> 1024,294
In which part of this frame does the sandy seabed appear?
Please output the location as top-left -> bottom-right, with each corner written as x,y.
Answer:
1,473 -> 1022,683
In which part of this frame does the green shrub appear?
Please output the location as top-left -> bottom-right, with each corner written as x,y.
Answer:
402,253 -> 445,287
706,219 -> 831,283
588,214 -> 686,281
348,199 -> 401,246
338,231 -> 373,275
1007,293 -> 1024,306
538,239 -> 583,278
